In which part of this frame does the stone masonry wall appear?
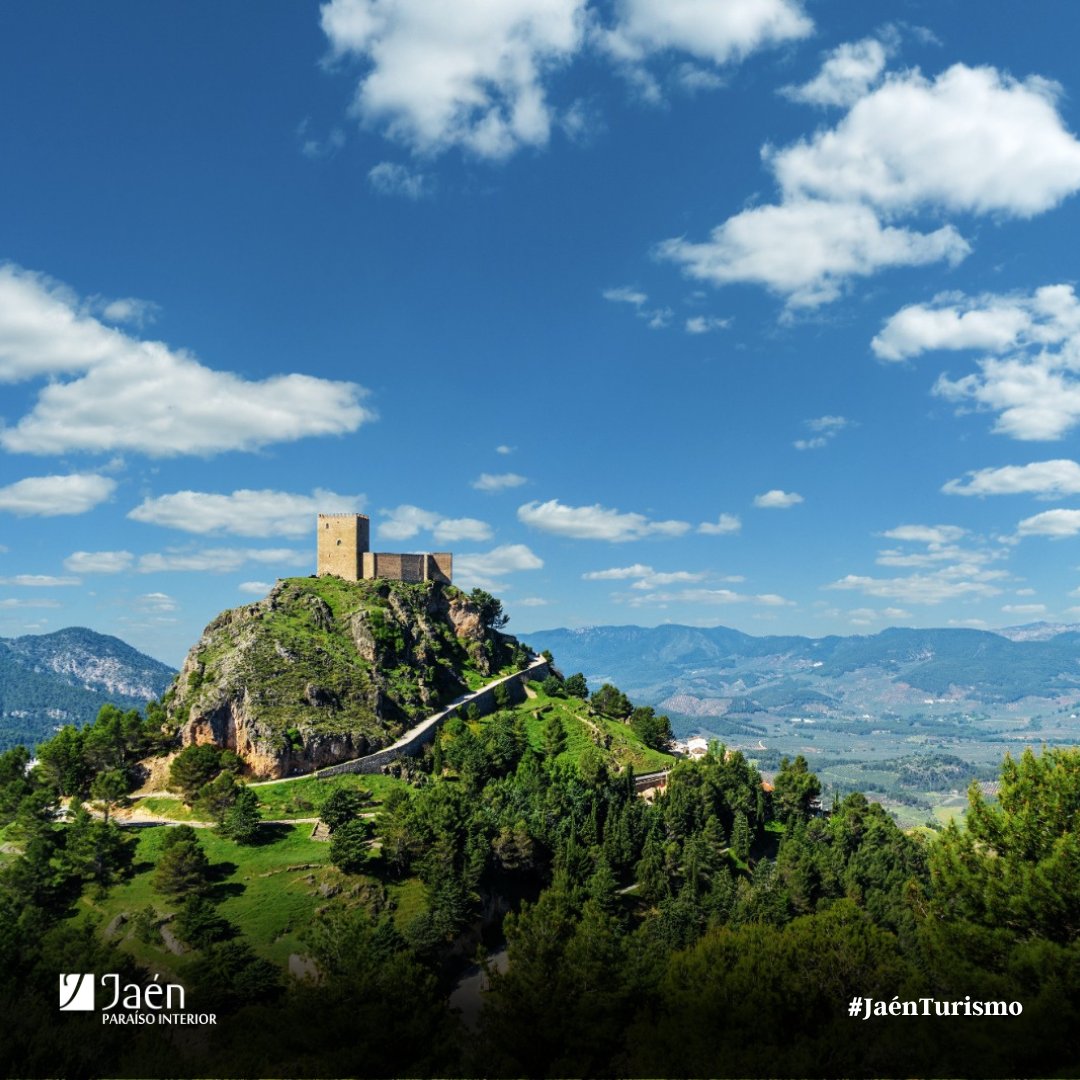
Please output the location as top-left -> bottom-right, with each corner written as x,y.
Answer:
317,514 -> 369,581
316,656 -> 551,777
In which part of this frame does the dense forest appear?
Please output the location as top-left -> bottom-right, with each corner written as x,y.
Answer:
0,668 -> 1078,1078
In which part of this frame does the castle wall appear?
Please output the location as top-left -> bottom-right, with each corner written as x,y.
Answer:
317,514 -> 369,581
316,657 -> 550,777
428,553 -> 453,584
317,514 -> 453,585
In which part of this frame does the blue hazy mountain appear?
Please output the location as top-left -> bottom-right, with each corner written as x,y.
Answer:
525,623 -> 1080,717
0,627 -> 176,750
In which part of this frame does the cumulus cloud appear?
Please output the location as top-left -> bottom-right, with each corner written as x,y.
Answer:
128,488 -> 364,538
753,489 -> 803,509
698,513 -> 741,535
368,161 -> 433,198
599,0 -> 811,70
320,0 -> 586,159
660,55 -> 1080,308
660,199 -> 968,309
472,472 -> 527,493
320,0 -> 811,159
516,596 -> 549,607
0,473 -> 116,516
876,284 -> 1080,441
1015,509 -> 1080,539
1001,603 -> 1048,616
772,65 -> 1080,216
518,498 -> 690,541
453,543 -> 544,589
781,37 -> 888,107
495,444 -> 515,455
238,581 -> 273,595
136,548 -> 309,574
943,460 -> 1080,498
379,504 -> 492,544
64,550 -> 134,574
0,263 -> 374,457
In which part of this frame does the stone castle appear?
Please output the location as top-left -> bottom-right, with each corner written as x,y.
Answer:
317,513 -> 452,585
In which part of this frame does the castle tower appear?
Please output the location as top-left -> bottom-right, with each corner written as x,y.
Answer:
317,514 -> 370,581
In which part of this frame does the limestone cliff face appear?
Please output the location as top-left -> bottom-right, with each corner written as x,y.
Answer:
166,577 -> 512,778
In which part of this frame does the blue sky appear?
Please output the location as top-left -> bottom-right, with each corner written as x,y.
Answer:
3,0 -> 1080,666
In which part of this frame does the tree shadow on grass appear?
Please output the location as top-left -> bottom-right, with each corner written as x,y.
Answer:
248,821 -> 294,846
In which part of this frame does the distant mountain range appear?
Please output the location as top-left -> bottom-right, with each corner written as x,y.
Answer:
526,622 -> 1080,727
0,627 -> 176,751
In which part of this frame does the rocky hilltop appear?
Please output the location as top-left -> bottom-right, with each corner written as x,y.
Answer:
166,576 -> 520,778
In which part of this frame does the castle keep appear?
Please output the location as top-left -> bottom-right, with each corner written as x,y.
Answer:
317,513 -> 452,584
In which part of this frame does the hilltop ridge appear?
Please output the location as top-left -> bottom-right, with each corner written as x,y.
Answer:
165,576 -> 528,777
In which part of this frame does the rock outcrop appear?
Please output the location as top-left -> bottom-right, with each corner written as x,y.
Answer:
165,577 -> 517,778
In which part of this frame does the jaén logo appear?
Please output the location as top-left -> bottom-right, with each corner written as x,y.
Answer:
59,974 -> 95,1011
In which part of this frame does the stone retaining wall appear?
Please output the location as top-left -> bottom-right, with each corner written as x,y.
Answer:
316,657 -> 551,778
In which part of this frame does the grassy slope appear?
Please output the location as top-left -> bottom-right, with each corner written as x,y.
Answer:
82,679 -> 675,974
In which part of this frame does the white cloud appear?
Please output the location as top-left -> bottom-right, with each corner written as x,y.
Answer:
828,567 -> 1005,605
453,543 -> 544,589
1001,603 -> 1047,616
871,293 -> 1042,362
582,564 -> 655,580
517,498 -> 690,541
379,504 -> 492,544
320,0 -> 586,159
882,524 -> 966,545
628,586 -> 792,607
600,0 -> 811,69
603,285 -> 648,306
698,513 -> 741,535
137,592 -> 178,613
98,296 -> 160,328
0,575 -> 81,587
64,550 -> 134,574
753,489 -> 803,509
0,473 -> 116,516
65,548 -> 135,574
1015,509 -> 1080,539
128,488 -> 364,538
943,460 -> 1080,498
496,444 -> 515,455
660,60 -> 1080,309
378,505 -> 440,540
629,570 -> 706,589
433,517 -> 493,543
472,472 -> 527,493
368,161 -> 433,198
685,315 -> 731,334
934,358 -> 1080,442
795,414 -> 849,450
517,596 -> 549,607
660,199 -> 969,309
137,548 -> 309,574
0,263 -> 374,457
0,598 -> 61,610
239,581 -> 273,595
781,36 -> 888,107
772,65 -> 1080,216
